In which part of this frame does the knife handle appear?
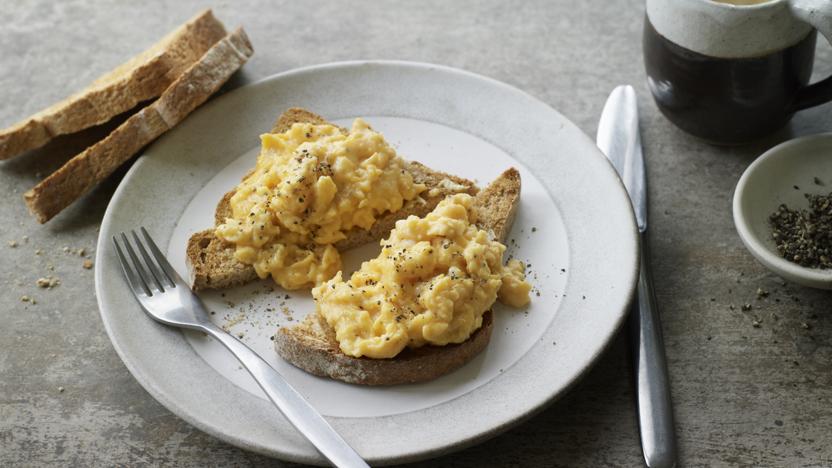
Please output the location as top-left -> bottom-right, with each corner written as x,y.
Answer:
630,232 -> 677,468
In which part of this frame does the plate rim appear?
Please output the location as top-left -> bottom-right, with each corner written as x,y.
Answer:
95,59 -> 639,465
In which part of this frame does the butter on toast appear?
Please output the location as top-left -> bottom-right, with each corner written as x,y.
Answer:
274,168 -> 522,385
0,10 -> 227,160
185,108 -> 479,290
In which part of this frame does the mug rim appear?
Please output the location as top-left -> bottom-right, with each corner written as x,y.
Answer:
695,0 -> 783,10
647,0 -> 811,59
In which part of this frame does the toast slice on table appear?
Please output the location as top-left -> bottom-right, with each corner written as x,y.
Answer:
0,10 -> 227,160
186,108 -> 479,290
24,28 -> 254,223
274,168 -> 522,385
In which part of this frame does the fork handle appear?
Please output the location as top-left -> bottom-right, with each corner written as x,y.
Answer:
200,322 -> 368,468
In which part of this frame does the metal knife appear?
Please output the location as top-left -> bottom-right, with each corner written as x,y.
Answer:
596,85 -> 677,468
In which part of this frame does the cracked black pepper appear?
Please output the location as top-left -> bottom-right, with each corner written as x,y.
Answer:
769,192 -> 832,269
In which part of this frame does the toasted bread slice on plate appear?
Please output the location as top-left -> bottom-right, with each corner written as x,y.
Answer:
185,108 -> 479,290
275,168 -> 522,385
0,10 -> 227,161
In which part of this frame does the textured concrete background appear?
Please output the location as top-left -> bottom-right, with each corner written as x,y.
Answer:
1,0 -> 832,466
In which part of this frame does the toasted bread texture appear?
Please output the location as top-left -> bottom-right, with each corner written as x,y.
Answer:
274,168 -> 522,385
0,10 -> 227,160
24,28 -> 254,223
185,108 -> 479,290
278,308 -> 494,386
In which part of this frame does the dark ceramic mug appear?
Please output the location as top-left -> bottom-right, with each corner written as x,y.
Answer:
644,0 -> 832,144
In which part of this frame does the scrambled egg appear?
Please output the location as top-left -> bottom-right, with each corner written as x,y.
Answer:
215,119 -> 425,290
313,194 -> 531,359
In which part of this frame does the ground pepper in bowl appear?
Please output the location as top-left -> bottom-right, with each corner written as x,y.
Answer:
769,192 -> 832,269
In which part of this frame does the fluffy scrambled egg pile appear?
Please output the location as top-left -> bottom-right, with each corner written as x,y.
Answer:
313,194 -> 531,359
216,119 -> 425,290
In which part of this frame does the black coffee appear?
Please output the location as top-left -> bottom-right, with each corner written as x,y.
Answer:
643,17 -> 816,144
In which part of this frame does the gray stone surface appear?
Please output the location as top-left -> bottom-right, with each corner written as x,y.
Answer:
1,0 -> 831,466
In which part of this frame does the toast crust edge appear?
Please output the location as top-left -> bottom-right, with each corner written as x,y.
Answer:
0,10 -> 227,160
274,310 -> 494,386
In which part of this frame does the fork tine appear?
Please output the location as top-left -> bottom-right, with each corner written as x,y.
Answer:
140,227 -> 182,286
113,235 -> 151,296
131,230 -> 166,292
121,232 -> 158,293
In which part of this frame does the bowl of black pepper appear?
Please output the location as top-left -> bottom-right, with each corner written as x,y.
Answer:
733,134 -> 832,289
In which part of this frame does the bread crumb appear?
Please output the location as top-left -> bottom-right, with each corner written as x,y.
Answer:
36,277 -> 60,289
83,260 -> 93,270
222,312 -> 246,331
77,248 -> 86,256
8,240 -> 18,248
58,386 -> 64,393
62,246 -> 70,253
20,295 -> 31,302
35,249 -> 42,255
22,235 -> 28,243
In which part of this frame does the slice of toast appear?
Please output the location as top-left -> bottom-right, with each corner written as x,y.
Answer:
274,168 -> 522,385
23,28 -> 254,223
186,108 -> 479,290
0,10 -> 227,160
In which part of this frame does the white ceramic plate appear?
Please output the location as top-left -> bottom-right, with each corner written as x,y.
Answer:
96,61 -> 638,465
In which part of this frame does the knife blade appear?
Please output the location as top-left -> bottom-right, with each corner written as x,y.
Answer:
597,85 -> 677,468
597,86 -> 646,232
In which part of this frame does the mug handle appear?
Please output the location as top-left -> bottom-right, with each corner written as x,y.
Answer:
790,0 -> 832,110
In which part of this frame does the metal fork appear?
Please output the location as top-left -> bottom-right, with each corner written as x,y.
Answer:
113,227 -> 368,468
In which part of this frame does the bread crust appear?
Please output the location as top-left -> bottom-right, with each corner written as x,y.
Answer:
274,310 -> 494,386
24,28 -> 254,223
0,10 -> 227,160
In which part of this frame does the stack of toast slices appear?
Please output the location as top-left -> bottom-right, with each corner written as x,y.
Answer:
187,108 -> 522,385
0,10 -> 254,223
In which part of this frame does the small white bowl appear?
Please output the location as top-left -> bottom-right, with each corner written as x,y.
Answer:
733,133 -> 832,289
